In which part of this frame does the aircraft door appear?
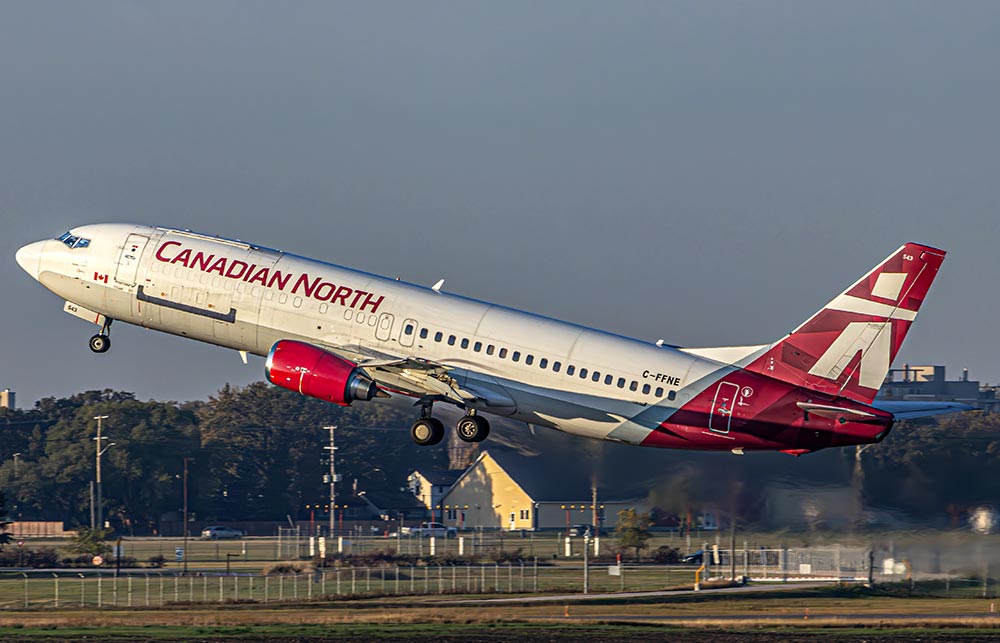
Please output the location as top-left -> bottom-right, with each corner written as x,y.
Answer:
398,318 -> 417,348
708,381 -> 741,434
115,234 -> 149,286
375,312 -> 394,342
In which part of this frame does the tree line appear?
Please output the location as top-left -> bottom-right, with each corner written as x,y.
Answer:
2,382 -> 1000,534
0,385 -> 449,534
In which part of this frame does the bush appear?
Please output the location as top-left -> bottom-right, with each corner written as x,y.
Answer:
262,562 -> 314,576
147,554 -> 166,568
0,546 -> 60,568
650,545 -> 682,564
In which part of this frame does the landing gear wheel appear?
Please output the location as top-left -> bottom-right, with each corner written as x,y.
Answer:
89,334 -> 111,354
456,414 -> 490,443
411,418 -> 445,446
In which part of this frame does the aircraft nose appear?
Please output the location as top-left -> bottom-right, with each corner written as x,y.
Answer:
15,240 -> 45,280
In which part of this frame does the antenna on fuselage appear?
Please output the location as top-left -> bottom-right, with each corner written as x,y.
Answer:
655,339 -> 665,347
431,278 -> 445,293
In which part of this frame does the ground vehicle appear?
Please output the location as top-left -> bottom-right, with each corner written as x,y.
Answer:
200,526 -> 243,540
568,524 -> 594,537
681,549 -> 704,564
401,522 -> 457,538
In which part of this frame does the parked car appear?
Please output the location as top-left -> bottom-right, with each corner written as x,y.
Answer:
568,524 -> 594,537
680,549 -> 704,564
200,526 -> 243,540
400,522 -> 457,538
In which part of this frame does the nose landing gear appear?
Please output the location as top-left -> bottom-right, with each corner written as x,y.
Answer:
89,319 -> 113,354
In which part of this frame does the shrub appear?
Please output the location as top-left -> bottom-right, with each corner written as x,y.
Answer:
147,554 -> 166,568
650,545 -> 681,564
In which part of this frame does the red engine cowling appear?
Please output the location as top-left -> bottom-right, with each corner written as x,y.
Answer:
265,340 -> 380,406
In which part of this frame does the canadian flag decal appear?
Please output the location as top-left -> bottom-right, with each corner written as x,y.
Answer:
94,272 -> 109,284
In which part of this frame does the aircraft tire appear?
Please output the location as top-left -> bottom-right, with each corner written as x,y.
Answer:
411,417 -> 445,446
89,334 -> 111,353
456,415 -> 490,443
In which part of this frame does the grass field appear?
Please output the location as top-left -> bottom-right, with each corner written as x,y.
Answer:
2,586 -> 1000,641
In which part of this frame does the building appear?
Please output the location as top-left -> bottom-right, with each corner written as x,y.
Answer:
437,449 -> 642,532
0,389 -> 14,409
355,489 -> 429,523
879,365 -> 979,403
407,469 -> 459,513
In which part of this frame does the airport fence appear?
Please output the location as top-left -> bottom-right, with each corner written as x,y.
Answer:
0,562 -> 705,609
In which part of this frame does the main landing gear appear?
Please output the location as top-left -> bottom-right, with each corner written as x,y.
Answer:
89,319 -> 114,354
409,400 -> 491,446
456,410 -> 490,443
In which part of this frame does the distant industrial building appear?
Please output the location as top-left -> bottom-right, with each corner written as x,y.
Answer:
0,389 -> 14,409
436,450 -> 642,532
879,365 -> 999,412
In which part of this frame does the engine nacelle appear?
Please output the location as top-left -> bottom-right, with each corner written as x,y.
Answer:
265,340 -> 380,406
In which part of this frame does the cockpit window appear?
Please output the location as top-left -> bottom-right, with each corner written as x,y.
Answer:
57,232 -> 90,248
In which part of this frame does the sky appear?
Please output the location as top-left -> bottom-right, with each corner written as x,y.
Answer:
2,1 -> 999,407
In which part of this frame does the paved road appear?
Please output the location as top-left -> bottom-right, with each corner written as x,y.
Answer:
434,582 -> 833,604
551,612 -> 1000,624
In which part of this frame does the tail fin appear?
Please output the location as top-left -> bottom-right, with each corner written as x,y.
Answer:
744,242 -> 946,404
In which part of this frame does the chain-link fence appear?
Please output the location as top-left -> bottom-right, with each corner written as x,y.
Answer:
0,562 -> 707,608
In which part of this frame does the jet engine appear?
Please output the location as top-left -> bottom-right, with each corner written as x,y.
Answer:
265,340 -> 382,406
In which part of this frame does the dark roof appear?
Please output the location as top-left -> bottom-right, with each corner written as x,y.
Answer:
355,489 -> 427,513
481,449 -> 641,503
412,470 -> 460,487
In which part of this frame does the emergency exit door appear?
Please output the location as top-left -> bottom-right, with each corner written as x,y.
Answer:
709,381 -> 741,434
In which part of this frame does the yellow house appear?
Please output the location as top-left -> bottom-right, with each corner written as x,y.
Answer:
437,450 -> 640,532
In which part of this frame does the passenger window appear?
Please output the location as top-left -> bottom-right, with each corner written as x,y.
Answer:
420,328 -> 428,339
579,368 -> 588,379
525,355 -> 534,365
604,374 -> 613,385
617,378 -> 626,388
512,351 -> 520,362
404,324 -> 414,335
642,384 -> 651,394
667,390 -> 676,400
474,341 -> 482,352
434,332 -> 443,342
461,338 -> 469,349
487,345 -> 495,355
566,365 -> 575,376
629,381 -> 638,392
656,387 -> 665,398
448,335 -> 456,346
539,358 -> 548,369
592,371 -> 600,382
552,361 -> 561,373
499,348 -> 508,359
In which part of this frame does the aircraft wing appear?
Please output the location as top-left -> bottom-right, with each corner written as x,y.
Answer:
873,400 -> 977,420
315,342 -> 497,407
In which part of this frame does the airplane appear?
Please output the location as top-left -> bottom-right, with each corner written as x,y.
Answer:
16,224 -> 969,455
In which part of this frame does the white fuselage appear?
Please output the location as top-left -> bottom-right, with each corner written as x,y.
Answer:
17,224 -> 731,445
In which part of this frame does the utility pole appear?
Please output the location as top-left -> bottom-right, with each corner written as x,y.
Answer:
12,453 -> 21,476
324,426 -> 337,537
183,457 -> 195,574
591,486 -> 598,537
93,415 -> 113,531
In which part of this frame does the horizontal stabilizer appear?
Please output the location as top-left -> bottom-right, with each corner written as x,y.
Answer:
796,402 -> 882,423
873,400 -> 976,420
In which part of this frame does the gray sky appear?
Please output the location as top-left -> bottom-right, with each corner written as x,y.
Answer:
3,1 -> 998,406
